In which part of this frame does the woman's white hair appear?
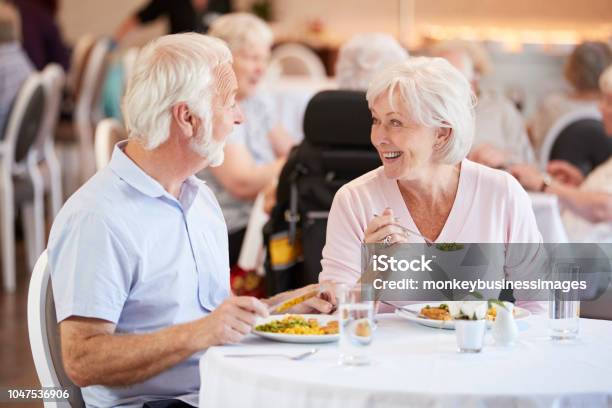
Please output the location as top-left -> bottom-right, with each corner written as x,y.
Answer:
122,33 -> 232,150
336,33 -> 409,91
600,65 -> 612,94
366,57 -> 476,165
207,12 -> 273,52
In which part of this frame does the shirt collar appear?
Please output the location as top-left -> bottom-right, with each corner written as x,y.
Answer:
108,141 -> 201,210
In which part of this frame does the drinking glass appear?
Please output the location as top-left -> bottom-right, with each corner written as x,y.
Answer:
549,263 -> 580,340
335,283 -> 374,366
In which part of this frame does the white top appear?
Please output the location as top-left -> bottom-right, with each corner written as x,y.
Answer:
474,91 -> 535,164
199,313 -> 612,408
320,160 -> 543,283
563,157 -> 612,242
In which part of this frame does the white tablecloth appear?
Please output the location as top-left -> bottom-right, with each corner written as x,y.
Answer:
199,314 -> 612,408
529,192 -> 569,243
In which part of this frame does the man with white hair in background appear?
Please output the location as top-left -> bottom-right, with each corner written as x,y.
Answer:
0,1 -> 33,135
48,33 -> 332,408
433,45 -> 535,168
335,33 -> 409,91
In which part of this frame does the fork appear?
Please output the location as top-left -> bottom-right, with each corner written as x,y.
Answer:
224,348 -> 319,360
372,213 -> 434,245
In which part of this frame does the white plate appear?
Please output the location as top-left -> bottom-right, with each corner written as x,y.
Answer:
253,314 -> 339,343
395,302 -> 531,330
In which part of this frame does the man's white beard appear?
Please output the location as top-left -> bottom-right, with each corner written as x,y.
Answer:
190,127 -> 225,167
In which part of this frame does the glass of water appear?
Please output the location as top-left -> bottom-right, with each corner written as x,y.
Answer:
549,263 -> 581,340
335,283 -> 374,366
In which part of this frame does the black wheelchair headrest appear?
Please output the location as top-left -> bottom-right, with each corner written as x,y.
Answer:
303,90 -> 372,148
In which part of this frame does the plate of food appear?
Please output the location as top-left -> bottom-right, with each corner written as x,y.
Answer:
253,314 -> 340,343
395,302 -> 530,330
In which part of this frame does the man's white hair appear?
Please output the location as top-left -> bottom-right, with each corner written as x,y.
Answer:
122,33 -> 232,150
207,12 -> 273,52
336,33 -> 409,91
366,57 -> 476,165
600,65 -> 612,94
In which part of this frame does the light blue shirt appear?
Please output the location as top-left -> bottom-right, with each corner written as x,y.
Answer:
48,141 -> 230,408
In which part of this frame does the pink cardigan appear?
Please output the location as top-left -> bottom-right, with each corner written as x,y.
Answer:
320,159 -> 545,313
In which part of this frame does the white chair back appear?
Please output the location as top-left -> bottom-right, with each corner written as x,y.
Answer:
28,251 -> 85,408
2,74 -> 46,170
74,37 -> 111,181
268,43 -> 327,80
94,119 -> 126,170
538,107 -> 602,170
40,64 -> 65,217
1,73 -> 47,291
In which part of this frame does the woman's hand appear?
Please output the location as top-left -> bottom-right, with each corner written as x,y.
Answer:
547,160 -> 584,187
364,208 -> 409,245
509,164 -> 545,191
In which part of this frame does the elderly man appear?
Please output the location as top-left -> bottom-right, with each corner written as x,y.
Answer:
0,2 -> 33,136
48,33 -> 332,408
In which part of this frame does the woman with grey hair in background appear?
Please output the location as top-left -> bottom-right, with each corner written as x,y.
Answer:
202,12 -> 296,265
319,57 -> 545,313
335,33 -> 408,91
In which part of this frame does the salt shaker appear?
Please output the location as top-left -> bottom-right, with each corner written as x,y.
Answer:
492,301 -> 518,347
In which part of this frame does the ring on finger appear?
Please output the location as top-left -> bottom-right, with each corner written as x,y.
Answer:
383,234 -> 392,247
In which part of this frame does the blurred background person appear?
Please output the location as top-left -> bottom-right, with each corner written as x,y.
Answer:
528,41 -> 612,154
511,66 -> 612,242
432,42 -> 535,168
335,32 -> 409,91
203,12 -> 294,266
262,33 -> 409,215
113,0 -> 231,45
0,1 -> 33,136
10,0 -> 70,71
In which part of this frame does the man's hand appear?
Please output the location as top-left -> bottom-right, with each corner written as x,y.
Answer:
266,284 -> 336,315
547,160 -> 584,187
189,296 -> 269,349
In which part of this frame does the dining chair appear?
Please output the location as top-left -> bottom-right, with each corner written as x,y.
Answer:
538,106 -> 601,171
0,73 -> 47,292
38,64 -> 66,219
268,43 -> 327,80
73,37 -> 112,182
28,251 -> 85,408
94,118 -> 126,170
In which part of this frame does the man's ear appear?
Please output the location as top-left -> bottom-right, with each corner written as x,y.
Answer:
172,103 -> 197,139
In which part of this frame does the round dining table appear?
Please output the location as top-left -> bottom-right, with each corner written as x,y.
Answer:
199,313 -> 612,407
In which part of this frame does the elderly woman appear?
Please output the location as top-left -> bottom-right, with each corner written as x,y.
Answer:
511,66 -> 612,242
336,33 -> 408,91
432,45 -> 535,168
202,13 -> 295,264
529,41 -> 612,155
319,57 -> 544,312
